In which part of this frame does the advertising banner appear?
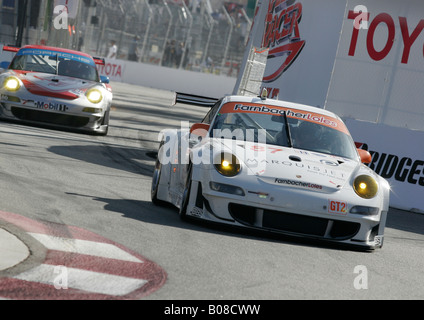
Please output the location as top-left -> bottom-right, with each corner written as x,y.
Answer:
97,60 -> 125,82
347,119 -> 424,213
235,0 -> 346,106
326,0 -> 424,132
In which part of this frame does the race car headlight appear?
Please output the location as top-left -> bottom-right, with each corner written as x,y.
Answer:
86,88 -> 103,104
353,175 -> 378,199
214,153 -> 241,177
3,77 -> 20,92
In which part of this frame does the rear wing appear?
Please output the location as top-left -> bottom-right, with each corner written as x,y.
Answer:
173,92 -> 220,108
1,45 -> 19,69
93,57 -> 105,65
2,45 -> 20,53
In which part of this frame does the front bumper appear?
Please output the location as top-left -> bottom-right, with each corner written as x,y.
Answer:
0,96 -> 108,134
185,171 -> 386,250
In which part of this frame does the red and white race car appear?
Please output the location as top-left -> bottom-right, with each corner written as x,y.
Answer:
0,45 -> 112,135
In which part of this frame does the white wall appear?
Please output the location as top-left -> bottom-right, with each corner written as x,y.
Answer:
97,59 -> 237,98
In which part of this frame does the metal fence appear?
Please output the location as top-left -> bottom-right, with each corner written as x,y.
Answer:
0,0 -> 251,77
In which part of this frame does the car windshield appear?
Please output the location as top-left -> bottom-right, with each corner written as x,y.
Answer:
210,102 -> 358,160
9,49 -> 99,82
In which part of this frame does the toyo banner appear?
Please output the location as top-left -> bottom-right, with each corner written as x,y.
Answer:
234,0 -> 424,213
327,0 -> 424,132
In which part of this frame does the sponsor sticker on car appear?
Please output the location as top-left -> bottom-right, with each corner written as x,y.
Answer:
219,102 -> 349,134
34,101 -> 68,112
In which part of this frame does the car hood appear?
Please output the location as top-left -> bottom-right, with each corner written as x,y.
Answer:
7,70 -> 99,100
214,139 -> 361,193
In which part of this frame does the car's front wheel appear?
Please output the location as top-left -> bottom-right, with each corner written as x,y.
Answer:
96,109 -> 110,136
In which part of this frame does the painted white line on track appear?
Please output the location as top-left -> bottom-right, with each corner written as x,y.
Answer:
14,264 -> 148,296
29,233 -> 143,263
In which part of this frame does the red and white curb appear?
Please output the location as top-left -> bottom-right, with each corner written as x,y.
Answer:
0,211 -> 167,300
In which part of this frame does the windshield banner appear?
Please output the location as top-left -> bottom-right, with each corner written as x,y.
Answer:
16,48 -> 94,66
219,102 -> 349,134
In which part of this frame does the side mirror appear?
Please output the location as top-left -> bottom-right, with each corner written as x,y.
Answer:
0,61 -> 10,69
357,149 -> 372,164
190,123 -> 210,138
100,75 -> 110,84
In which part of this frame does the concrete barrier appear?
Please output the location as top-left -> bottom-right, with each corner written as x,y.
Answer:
97,59 -> 237,98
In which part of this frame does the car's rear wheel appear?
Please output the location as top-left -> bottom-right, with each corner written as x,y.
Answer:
151,142 -> 164,205
179,163 -> 192,220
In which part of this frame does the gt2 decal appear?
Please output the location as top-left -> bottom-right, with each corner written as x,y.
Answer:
328,200 -> 347,215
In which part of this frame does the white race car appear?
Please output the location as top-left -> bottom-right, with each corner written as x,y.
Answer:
151,92 -> 390,250
0,45 -> 112,135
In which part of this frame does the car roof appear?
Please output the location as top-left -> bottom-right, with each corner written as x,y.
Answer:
221,95 -> 342,120
21,45 -> 93,59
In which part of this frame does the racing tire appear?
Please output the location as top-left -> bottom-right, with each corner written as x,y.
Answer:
179,163 -> 192,220
151,142 -> 165,205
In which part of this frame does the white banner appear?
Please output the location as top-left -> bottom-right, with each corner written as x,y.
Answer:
235,0 -> 346,106
326,0 -> 424,132
97,60 -> 125,82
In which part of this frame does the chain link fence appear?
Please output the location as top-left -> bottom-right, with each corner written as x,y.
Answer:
0,0 -> 251,77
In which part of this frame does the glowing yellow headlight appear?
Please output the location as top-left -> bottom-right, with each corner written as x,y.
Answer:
214,153 -> 241,177
4,77 -> 20,92
86,88 -> 103,104
353,175 -> 378,199
222,160 -> 230,168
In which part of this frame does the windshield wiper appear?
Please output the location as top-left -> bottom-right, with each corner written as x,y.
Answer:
283,111 -> 293,147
